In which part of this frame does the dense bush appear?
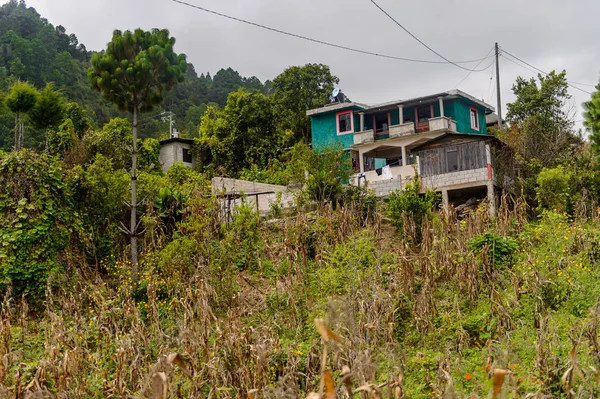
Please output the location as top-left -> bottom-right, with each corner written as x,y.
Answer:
387,179 -> 438,243
536,165 -> 571,213
0,150 -> 82,300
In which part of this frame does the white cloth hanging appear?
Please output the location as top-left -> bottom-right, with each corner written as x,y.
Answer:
382,165 -> 393,180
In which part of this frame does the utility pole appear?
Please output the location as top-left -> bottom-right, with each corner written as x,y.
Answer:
495,42 -> 503,130
168,111 -> 174,138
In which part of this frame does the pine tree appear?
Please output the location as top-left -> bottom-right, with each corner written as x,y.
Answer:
29,83 -> 65,152
88,28 -> 186,279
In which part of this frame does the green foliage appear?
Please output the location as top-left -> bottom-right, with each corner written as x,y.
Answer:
88,28 -> 187,114
64,101 -> 90,137
84,117 -> 132,169
503,70 -> 578,169
339,185 -> 377,223
0,150 -> 81,300
318,230 -> 378,296
468,231 -> 519,267
583,84 -> 600,159
5,80 -> 38,149
49,118 -> 76,155
272,63 -> 339,143
29,83 -> 65,131
137,137 -> 160,172
197,89 -> 280,176
387,179 -> 437,243
536,166 -> 571,213
304,145 -> 352,206
79,154 -> 129,262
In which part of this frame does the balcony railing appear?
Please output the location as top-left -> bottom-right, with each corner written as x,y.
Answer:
353,117 -> 456,145
429,116 -> 457,132
390,122 -> 415,138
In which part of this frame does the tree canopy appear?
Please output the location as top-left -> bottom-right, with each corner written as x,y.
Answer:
583,84 -> 600,158
272,63 -> 339,143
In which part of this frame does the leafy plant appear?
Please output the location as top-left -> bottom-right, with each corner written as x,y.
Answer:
0,150 -> 82,301
536,165 -> 571,213
468,231 -> 519,267
387,179 -> 437,243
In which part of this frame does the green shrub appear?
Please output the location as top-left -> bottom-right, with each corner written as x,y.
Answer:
340,185 -> 377,223
536,165 -> 571,213
387,179 -> 437,243
468,231 -> 519,267
0,150 -> 82,301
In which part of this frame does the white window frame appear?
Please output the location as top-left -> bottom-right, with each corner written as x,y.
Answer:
470,106 -> 479,131
336,110 -> 354,135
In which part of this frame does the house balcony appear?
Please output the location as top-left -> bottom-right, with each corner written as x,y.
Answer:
353,117 -> 456,146
429,116 -> 457,132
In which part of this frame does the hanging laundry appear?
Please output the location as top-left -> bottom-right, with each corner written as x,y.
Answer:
375,167 -> 383,176
382,165 -> 393,180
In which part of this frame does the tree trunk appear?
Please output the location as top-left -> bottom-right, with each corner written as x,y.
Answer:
13,113 -> 18,151
19,116 -> 24,151
131,106 -> 139,281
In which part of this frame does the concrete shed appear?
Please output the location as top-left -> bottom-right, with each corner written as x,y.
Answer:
158,138 -> 196,172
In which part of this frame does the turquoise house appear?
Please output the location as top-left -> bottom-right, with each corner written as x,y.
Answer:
306,90 -> 495,191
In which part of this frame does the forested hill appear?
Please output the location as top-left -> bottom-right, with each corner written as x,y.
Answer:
0,0 -> 271,148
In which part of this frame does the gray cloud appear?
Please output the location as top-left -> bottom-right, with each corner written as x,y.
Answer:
27,0 -> 600,127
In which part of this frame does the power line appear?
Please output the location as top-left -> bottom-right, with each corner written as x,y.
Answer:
170,0 -> 493,66
485,61 -> 495,103
501,50 -> 592,95
453,47 -> 495,88
501,53 -> 539,75
368,0 -> 491,72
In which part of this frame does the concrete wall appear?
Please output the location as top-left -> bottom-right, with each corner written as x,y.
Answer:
212,177 -> 297,214
159,142 -> 195,172
367,179 -> 402,197
420,167 -> 490,191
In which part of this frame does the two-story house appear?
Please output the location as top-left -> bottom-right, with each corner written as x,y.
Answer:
307,90 -> 503,213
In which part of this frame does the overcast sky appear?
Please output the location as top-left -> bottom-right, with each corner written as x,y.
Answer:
27,0 -> 600,128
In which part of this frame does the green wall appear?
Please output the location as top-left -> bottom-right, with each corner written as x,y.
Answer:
310,106 -> 361,150
445,99 -> 487,135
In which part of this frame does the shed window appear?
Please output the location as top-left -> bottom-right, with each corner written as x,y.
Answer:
336,110 -> 354,135
470,107 -> 479,130
183,148 -> 193,163
446,148 -> 458,172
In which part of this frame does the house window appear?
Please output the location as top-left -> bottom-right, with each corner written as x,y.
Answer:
183,148 -> 193,163
374,112 -> 390,135
446,147 -> 458,172
470,107 -> 479,131
336,110 -> 354,135
417,106 -> 432,123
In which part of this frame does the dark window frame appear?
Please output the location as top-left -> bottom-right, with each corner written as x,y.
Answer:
182,148 -> 193,163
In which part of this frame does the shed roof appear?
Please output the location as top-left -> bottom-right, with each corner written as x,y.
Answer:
411,132 -> 502,152
159,137 -> 195,146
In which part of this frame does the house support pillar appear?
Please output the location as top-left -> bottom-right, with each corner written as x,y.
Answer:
438,96 -> 444,117
487,182 -> 496,216
359,151 -> 365,173
398,105 -> 404,124
359,112 -> 365,131
442,189 -> 449,211
401,146 -> 407,166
